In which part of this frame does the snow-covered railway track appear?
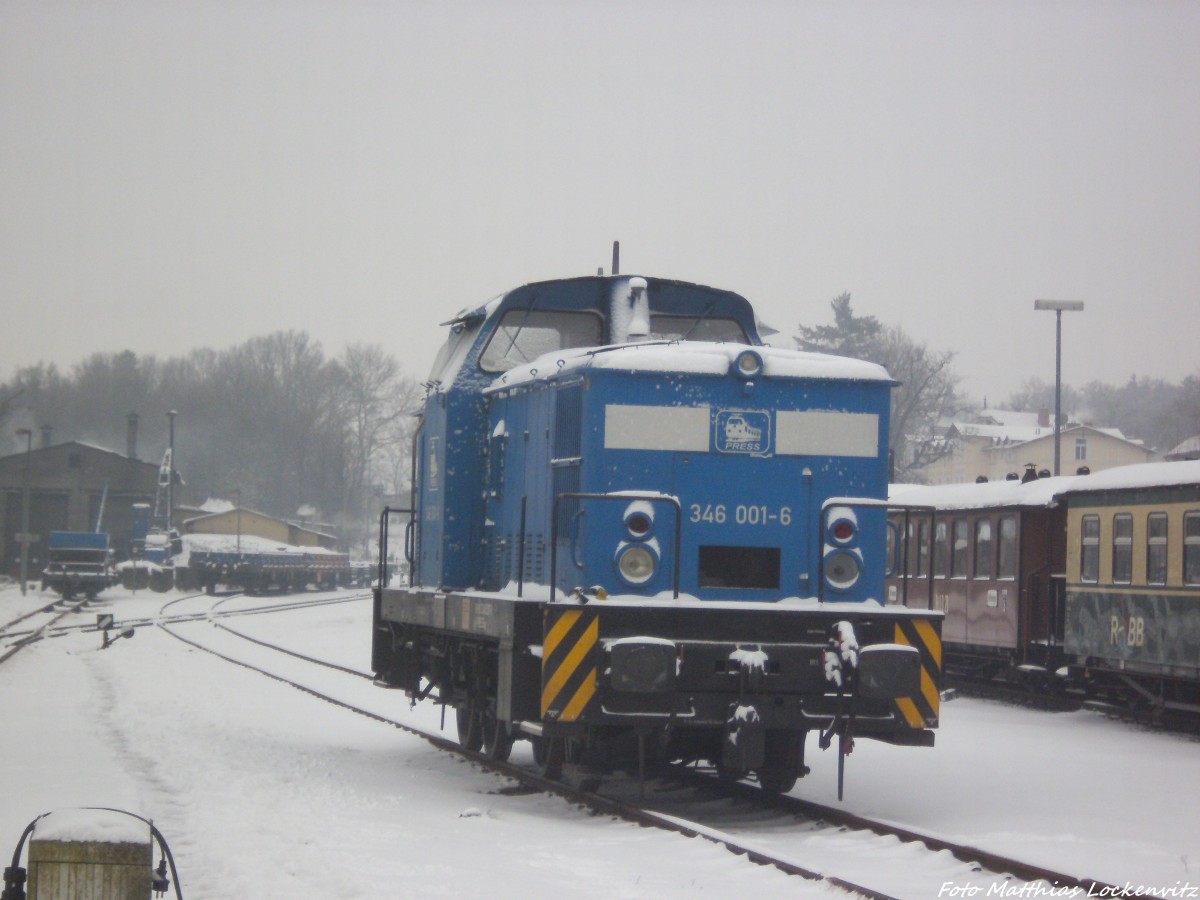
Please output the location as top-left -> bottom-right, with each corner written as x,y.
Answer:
948,674 -> 1200,736
151,593 -> 1140,899
6,590 -> 368,645
152,604 -> 898,897
645,766 -> 1138,897
0,598 -> 89,664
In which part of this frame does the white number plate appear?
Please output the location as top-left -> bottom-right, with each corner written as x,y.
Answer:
689,503 -> 792,526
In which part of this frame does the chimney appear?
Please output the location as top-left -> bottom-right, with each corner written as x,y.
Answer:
126,413 -> 139,460
40,425 -> 52,448
1037,408 -> 1050,428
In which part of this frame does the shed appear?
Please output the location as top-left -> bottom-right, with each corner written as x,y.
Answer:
0,442 -> 168,578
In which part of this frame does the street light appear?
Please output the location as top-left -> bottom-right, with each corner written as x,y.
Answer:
16,427 -> 33,595
1034,299 -> 1085,475
166,410 -> 177,530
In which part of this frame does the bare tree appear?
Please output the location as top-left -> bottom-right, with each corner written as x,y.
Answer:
875,327 -> 965,478
335,342 -> 417,509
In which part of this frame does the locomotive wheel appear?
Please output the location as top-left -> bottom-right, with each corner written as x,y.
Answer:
757,730 -> 804,795
532,736 -> 564,780
757,765 -> 798,794
481,711 -> 514,762
456,704 -> 483,752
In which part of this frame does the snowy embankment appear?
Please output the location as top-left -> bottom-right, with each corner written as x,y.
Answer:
2,583 -> 1198,898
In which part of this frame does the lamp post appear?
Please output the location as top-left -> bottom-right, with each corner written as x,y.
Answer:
234,488 -> 242,555
166,410 -> 177,530
1034,299 -> 1084,475
16,427 -> 33,595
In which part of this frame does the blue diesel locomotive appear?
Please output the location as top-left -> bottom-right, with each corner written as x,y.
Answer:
373,274 -> 942,795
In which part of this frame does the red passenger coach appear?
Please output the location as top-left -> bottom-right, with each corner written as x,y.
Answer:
887,479 -> 1072,682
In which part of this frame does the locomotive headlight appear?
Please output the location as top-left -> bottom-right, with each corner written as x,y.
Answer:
823,549 -> 861,591
615,543 -> 657,585
733,349 -> 763,379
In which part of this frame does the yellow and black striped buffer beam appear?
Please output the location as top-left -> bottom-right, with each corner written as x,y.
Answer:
541,607 -> 600,722
892,619 -> 942,729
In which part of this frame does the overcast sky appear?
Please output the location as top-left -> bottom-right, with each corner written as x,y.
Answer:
3,1 -> 1197,404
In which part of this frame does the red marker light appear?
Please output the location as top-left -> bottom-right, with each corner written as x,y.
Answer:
832,521 -> 854,542
627,512 -> 652,536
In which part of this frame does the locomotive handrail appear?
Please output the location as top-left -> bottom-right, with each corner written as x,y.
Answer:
378,506 -> 415,590
517,495 -> 528,597
409,418 -> 425,587
549,492 -> 682,602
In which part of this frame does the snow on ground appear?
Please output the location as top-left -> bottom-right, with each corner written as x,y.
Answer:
2,582 -> 1199,899
1,585 -> 824,899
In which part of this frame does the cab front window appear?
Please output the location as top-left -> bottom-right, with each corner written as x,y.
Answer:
480,310 -> 604,373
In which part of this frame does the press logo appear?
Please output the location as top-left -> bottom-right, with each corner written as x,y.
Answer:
714,410 -> 771,456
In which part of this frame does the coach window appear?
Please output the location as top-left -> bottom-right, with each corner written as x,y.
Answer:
973,519 -> 994,579
1146,513 -> 1168,586
997,516 -> 1017,580
1185,512 -> 1200,585
1080,515 -> 1100,583
933,520 -> 949,578
1112,513 -> 1133,584
917,520 -> 930,578
951,518 -> 969,579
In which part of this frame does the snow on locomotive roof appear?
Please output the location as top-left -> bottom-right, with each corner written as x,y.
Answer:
489,341 -> 891,391
888,476 -> 1077,511
1057,458 -> 1200,494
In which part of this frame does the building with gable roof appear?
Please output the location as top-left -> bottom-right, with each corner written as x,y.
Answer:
917,408 -> 1155,485
0,439 -> 168,577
